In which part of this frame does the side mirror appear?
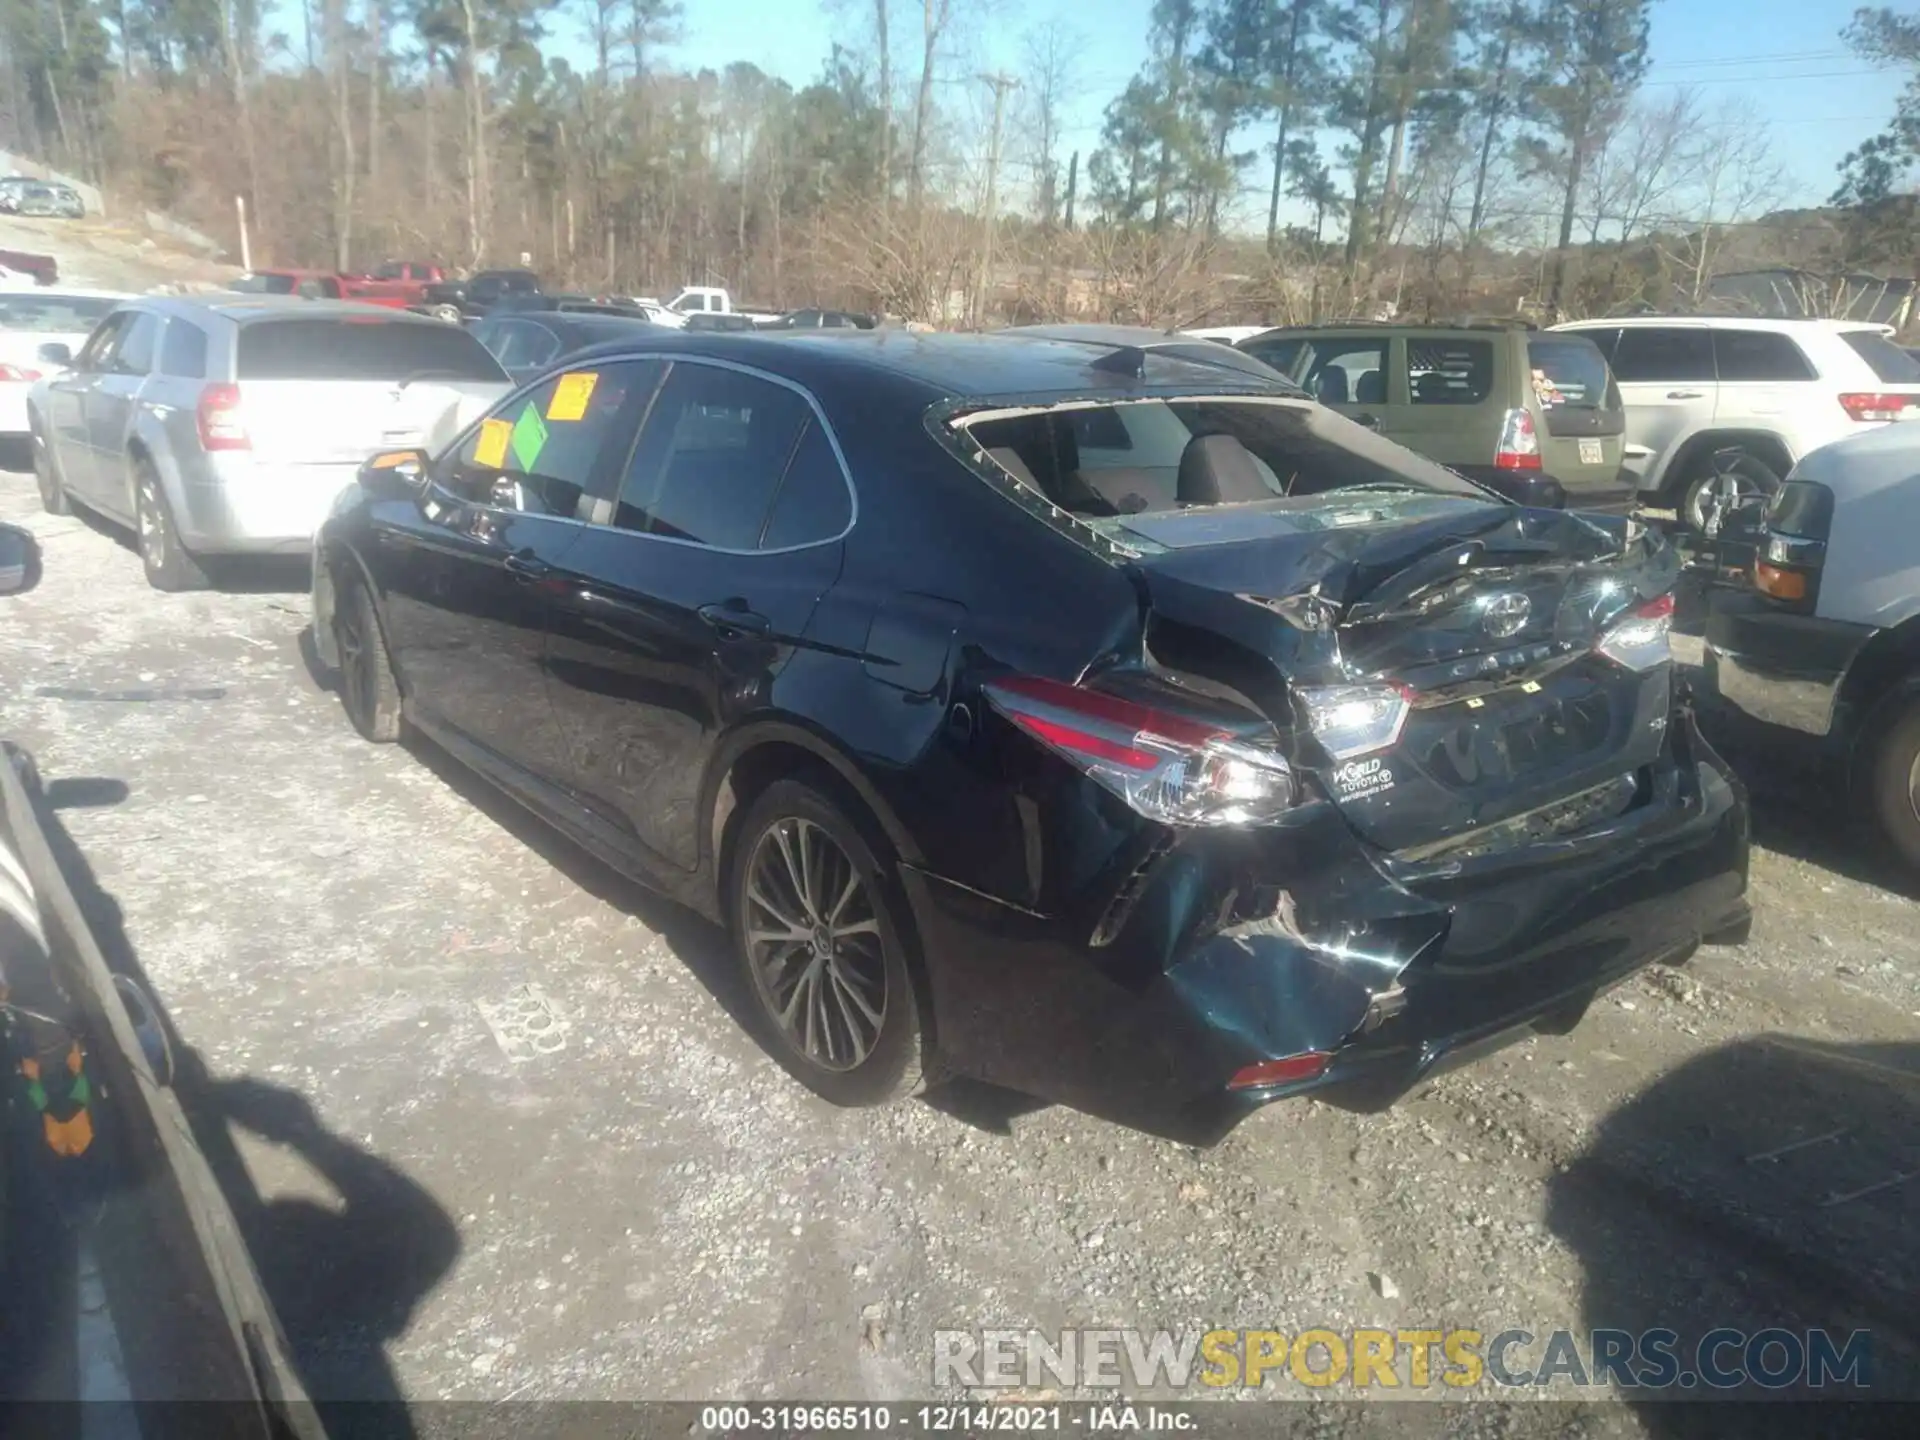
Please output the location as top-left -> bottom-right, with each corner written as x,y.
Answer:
0,523 -> 42,596
36,341 -> 72,368
357,447 -> 432,502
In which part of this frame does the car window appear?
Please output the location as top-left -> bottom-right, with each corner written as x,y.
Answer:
760,420 -> 854,548
76,311 -> 132,372
229,272 -> 297,295
159,319 -> 209,379
1526,336 -> 1617,410
1713,329 -> 1815,382
610,363 -> 814,548
966,396 -> 1487,523
1609,327 -> 1714,383
1243,336 -> 1389,406
510,321 -> 562,370
236,318 -> 507,382
444,360 -> 659,518
1407,338 -> 1494,405
112,312 -> 163,375
295,277 -> 343,300
0,292 -> 118,334
1838,330 -> 1920,383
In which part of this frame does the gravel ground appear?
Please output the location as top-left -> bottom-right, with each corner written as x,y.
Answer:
3,470 -> 1918,1428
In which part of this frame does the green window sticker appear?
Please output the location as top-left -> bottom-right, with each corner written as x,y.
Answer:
509,402 -> 549,472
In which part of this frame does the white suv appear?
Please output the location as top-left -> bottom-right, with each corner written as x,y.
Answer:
1550,316 -> 1920,531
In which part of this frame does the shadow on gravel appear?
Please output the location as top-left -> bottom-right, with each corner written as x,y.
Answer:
1549,1034 -> 1920,1419
67,503 -> 311,594
25,767 -> 458,1438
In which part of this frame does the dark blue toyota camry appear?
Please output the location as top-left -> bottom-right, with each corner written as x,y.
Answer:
311,325 -> 1749,1142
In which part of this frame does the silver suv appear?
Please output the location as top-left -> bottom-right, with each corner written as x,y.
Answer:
28,297 -> 510,589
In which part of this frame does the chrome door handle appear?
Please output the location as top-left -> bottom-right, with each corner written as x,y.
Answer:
1666,390 -> 1704,400
142,402 -> 174,417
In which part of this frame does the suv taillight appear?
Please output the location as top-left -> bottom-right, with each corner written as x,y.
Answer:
1495,408 -> 1541,470
1838,393 -> 1915,423
984,674 -> 1296,826
196,383 -> 250,451
0,363 -> 41,382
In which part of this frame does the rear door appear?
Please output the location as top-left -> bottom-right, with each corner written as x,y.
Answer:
1709,327 -> 1815,443
1590,324 -> 1716,494
542,359 -> 852,872
83,309 -> 163,517
234,315 -> 509,471
1388,333 -> 1499,469
372,360 -> 661,783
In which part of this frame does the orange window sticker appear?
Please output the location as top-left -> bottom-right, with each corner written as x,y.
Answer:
474,416 -> 513,468
547,371 -> 600,422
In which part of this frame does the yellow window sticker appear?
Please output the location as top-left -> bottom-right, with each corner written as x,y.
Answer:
473,417 -> 513,469
547,371 -> 600,423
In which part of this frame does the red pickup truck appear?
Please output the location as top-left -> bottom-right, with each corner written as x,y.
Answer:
0,248 -> 58,285
228,262 -> 445,309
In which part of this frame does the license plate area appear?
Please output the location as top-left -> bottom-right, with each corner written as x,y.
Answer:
1579,438 -> 1604,465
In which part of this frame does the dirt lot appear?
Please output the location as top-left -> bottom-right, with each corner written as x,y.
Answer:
2,468 -> 1918,1425
0,212 -> 236,292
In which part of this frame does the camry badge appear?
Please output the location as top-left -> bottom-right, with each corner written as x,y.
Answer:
1479,592 -> 1531,639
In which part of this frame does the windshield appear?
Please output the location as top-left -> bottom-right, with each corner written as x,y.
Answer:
1528,336 -> 1619,409
230,272 -> 297,295
0,293 -> 117,333
960,396 -> 1492,532
236,317 -> 508,382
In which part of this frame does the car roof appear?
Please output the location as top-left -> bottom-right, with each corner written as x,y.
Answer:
150,294 -> 447,325
558,326 -> 1302,402
1554,315 -> 1893,334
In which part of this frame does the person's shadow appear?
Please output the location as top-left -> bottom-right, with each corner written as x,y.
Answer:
1548,1032 -> 1920,1427
13,761 -> 457,1438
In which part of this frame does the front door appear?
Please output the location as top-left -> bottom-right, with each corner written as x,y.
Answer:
543,359 -> 853,873
370,360 -> 660,785
44,310 -> 131,502
83,310 -> 163,522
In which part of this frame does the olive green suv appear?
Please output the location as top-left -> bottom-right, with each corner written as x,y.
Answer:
1236,322 -> 1632,510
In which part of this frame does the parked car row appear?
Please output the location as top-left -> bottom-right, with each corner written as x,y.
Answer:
1228,316 -> 1920,538
0,175 -> 86,219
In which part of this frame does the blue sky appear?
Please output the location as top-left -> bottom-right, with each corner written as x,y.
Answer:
581,0 -> 1906,217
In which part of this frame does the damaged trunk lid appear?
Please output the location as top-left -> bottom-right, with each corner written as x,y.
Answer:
1118,495 -> 1681,855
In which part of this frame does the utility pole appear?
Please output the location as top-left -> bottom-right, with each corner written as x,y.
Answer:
975,71 -> 1019,329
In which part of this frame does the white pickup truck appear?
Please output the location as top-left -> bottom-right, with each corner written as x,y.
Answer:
664,286 -> 782,327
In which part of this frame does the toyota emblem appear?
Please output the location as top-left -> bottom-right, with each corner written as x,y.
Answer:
1479,592 -> 1531,639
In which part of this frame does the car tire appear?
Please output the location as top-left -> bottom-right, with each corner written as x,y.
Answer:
333,572 -> 403,743
1681,450 -> 1782,537
432,304 -> 463,324
728,779 -> 926,1107
32,435 -> 68,516
1866,693 -> 1920,875
133,460 -> 209,592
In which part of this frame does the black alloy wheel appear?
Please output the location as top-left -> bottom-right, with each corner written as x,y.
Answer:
730,780 -> 924,1106
334,574 -> 402,743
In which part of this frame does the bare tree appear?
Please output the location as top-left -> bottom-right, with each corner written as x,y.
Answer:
908,0 -> 957,205
1660,99 -> 1789,304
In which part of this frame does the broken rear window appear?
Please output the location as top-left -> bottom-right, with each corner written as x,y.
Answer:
958,396 -> 1491,527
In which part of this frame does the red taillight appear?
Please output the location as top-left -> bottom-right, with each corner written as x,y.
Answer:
1494,407 -> 1542,470
984,674 -> 1297,827
1228,1051 -> 1332,1091
196,383 -> 250,451
1838,393 -> 1915,423
0,363 -> 41,382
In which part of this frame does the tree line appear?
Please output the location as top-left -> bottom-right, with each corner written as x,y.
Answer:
0,0 -> 1912,325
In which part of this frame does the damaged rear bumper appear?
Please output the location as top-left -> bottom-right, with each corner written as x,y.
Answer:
900,710 -> 1749,1144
